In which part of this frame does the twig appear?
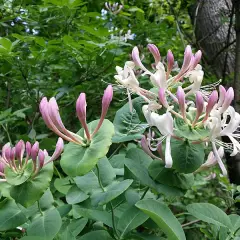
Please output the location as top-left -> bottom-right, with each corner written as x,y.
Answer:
181,219 -> 200,227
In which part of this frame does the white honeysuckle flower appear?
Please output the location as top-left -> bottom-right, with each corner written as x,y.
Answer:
150,62 -> 167,89
184,65 -> 204,96
114,61 -> 139,90
142,105 -> 153,126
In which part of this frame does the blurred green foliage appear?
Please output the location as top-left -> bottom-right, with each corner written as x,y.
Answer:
0,0 -> 193,148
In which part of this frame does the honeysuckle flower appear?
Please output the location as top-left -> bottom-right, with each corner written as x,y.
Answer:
40,85 -> 113,145
166,50 -> 174,78
142,106 -> 174,168
0,138 -> 64,181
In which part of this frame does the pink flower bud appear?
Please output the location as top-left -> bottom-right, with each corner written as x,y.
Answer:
0,161 -> 5,173
193,50 -> 202,68
147,44 -> 161,64
38,150 -> 45,169
166,50 -> 174,78
221,87 -> 234,113
203,90 -> 218,121
31,142 -> 39,161
15,140 -> 25,164
39,97 -> 53,130
48,97 -> 65,131
193,91 -> 204,126
50,138 -> 64,162
10,147 -> 15,162
158,88 -> 168,108
176,86 -> 186,119
175,45 -> 192,80
132,46 -> 149,72
217,85 -> 226,108
2,143 -> 10,161
26,142 -> 31,158
92,85 -> 113,137
76,93 -> 87,121
76,93 -> 91,140
5,147 -> 11,162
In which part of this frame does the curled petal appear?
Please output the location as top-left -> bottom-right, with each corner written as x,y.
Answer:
158,88 -> 168,108
15,140 -> 25,164
142,105 -> 152,126
217,85 -> 226,108
151,112 -> 173,136
132,46 -> 149,72
212,142 -> 227,176
164,136 -> 172,168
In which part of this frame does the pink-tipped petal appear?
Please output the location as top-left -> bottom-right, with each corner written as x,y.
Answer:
31,142 -> 39,161
10,147 -> 15,162
49,138 -> 64,163
147,44 -> 161,64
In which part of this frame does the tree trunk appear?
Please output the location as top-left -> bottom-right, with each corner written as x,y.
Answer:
189,0 -> 235,82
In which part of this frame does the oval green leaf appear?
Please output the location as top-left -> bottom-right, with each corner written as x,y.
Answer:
135,199 -> 186,240
61,119 -> 114,176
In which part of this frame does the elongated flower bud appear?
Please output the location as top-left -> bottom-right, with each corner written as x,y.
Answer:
92,85 -> 113,137
217,85 -> 226,108
147,44 -> 161,64
15,140 -> 25,166
205,90 -> 218,119
221,87 -> 234,113
76,93 -> 91,140
5,147 -> 11,162
192,50 -> 202,69
26,142 -> 31,158
166,50 -> 174,78
132,46 -> 149,72
10,147 -> 15,162
2,143 -> 11,162
46,138 -> 64,164
176,86 -> 186,119
38,150 -> 45,169
158,88 -> 168,108
193,91 -> 204,126
31,142 -> 39,161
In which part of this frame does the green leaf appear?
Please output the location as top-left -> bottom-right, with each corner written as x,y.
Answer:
10,162 -> 53,207
5,161 -> 33,186
0,199 -> 27,231
68,218 -> 88,237
39,188 -> 54,211
27,208 -> 62,240
171,139 -> 205,173
75,171 -> 99,194
61,119 -> 114,176
66,185 -> 89,204
54,177 -> 72,194
72,206 -> 116,227
136,199 -> 186,240
20,237 -> 45,240
148,160 -> 194,190
230,214 -> 240,235
126,148 -> 152,168
117,206 -> 149,238
187,203 -> 232,229
78,230 -> 114,240
97,157 -> 116,187
91,179 -> 133,206
112,98 -> 146,143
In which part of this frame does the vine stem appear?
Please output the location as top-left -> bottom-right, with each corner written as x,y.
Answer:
37,201 -> 43,216
181,219 -> 200,227
96,165 -> 119,239
140,187 -> 149,200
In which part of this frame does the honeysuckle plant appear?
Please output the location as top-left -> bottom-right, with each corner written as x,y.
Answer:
1,45 -> 240,240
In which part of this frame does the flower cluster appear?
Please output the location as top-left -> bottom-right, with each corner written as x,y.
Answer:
0,138 -> 63,181
40,85 -> 113,146
114,44 -> 239,176
105,2 -> 123,15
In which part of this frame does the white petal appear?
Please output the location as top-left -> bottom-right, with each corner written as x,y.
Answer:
164,135 -> 173,168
